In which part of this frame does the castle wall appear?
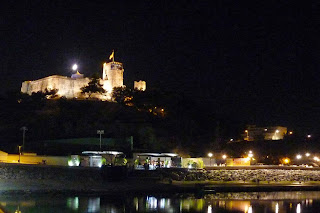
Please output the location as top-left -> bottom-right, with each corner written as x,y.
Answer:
21,75 -> 117,100
21,60 -> 144,101
134,80 -> 146,91
21,75 -> 91,99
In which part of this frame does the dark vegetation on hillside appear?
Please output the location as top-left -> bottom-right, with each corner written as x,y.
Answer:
0,88 -> 236,156
0,88 -> 310,161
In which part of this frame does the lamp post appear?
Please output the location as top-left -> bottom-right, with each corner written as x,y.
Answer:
97,130 -> 104,151
20,126 -> 28,151
18,145 -> 22,163
305,134 -> 312,151
208,153 -> 213,166
245,130 -> 249,141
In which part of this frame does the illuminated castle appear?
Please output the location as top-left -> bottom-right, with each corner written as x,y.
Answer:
21,57 -> 146,100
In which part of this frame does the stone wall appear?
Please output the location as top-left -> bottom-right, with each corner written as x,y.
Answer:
165,168 -> 320,182
134,80 -> 146,91
0,163 -> 102,181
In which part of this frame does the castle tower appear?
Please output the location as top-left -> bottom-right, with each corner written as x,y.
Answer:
102,61 -> 124,88
134,80 -> 146,91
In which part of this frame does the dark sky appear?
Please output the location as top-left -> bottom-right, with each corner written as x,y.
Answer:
1,1 -> 320,133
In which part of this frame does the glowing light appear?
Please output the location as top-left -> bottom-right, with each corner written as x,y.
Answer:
307,134 -> 312,138
275,130 -> 280,133
296,154 -> 302,159
68,155 -> 80,166
264,128 -> 268,131
245,130 -> 248,133
230,138 -> 234,142
289,131 -> 293,135
248,153 -> 253,158
296,203 -> 301,213
67,197 -> 79,210
222,154 -> 227,159
275,203 -> 279,213
208,153 -> 213,158
160,198 -> 165,209
283,158 -> 290,164
314,156 -> 319,161
146,196 -> 157,209
306,153 -> 310,157
207,205 -> 212,213
72,64 -> 78,71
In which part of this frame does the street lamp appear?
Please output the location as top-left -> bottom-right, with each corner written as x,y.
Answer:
296,154 -> 302,160
18,145 -> 22,163
245,130 -> 249,140
305,135 -> 312,151
208,153 -> 213,166
306,153 -> 310,157
283,158 -> 290,164
222,154 -> 227,159
20,126 -> 28,151
97,130 -> 104,151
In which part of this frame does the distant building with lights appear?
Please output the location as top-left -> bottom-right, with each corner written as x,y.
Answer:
242,125 -> 287,141
21,60 -> 146,100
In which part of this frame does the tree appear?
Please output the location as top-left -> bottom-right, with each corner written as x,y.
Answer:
111,86 -> 133,105
81,73 -> 106,98
43,88 -> 58,99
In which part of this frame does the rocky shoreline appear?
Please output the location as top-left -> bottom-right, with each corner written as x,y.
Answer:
2,163 -> 320,195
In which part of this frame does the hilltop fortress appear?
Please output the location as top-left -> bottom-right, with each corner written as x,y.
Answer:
21,60 -> 146,101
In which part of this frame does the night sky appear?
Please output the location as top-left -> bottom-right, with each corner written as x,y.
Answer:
1,1 -> 320,133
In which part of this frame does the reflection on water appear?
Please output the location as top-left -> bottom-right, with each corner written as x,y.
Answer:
1,191 -> 320,212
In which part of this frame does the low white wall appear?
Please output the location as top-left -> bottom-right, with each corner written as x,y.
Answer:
5,154 -> 68,166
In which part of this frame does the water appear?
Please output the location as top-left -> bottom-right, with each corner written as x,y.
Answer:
2,191 -> 320,212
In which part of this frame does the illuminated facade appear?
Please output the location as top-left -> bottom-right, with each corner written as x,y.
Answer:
21,61 -> 146,100
134,80 -> 146,91
242,125 -> 287,141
